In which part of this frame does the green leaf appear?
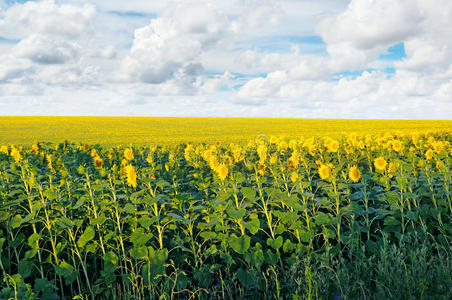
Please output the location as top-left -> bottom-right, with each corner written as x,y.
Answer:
90,215 -> 107,226
130,246 -> 148,260
229,234 -> 250,254
265,249 -> 279,265
123,203 -> 135,214
11,214 -> 23,229
384,216 -> 400,226
77,226 -> 95,248
244,218 -> 260,235
237,268 -> 256,288
73,197 -> 85,209
138,215 -> 155,228
18,259 -> 33,278
130,228 -> 151,247
227,207 -> 246,220
253,249 -> 264,268
43,190 -> 56,201
27,233 -> 41,247
55,260 -> 74,278
103,251 -> 119,265
300,229 -> 314,243
314,212 -> 331,225
0,211 -> 9,222
283,239 -> 296,253
267,236 -> 283,250
241,187 -> 256,200
385,191 -> 400,206
55,218 -> 73,230
141,247 -> 168,283
34,278 -> 57,297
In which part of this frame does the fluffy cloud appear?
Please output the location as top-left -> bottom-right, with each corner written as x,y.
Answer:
14,34 -> 79,64
0,55 -> 34,82
0,0 -> 95,39
122,2 -> 231,90
0,0 -> 117,88
317,0 -> 424,71
1,0 -> 451,118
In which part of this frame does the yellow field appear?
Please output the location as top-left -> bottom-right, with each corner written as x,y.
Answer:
0,116 -> 451,146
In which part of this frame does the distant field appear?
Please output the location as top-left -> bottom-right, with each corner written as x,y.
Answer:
0,116 -> 451,146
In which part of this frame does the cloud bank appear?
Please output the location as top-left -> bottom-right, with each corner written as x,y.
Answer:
0,0 -> 451,118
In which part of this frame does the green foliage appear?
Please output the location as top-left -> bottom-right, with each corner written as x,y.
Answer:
0,131 -> 451,299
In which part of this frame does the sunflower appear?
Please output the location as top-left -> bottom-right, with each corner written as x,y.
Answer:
269,153 -> 278,165
348,166 -> 361,183
425,149 -> 434,160
31,144 -> 39,154
184,144 -> 194,161
124,148 -> 134,161
388,162 -> 396,173
223,155 -> 233,166
392,140 -> 402,153
258,163 -> 266,176
125,165 -> 137,188
328,140 -> 339,153
374,157 -> 387,171
278,141 -> 288,152
433,142 -> 444,153
10,147 -> 22,163
93,156 -> 103,169
233,147 -> 244,163
257,144 -> 267,163
436,160 -> 445,170
91,149 -> 98,158
318,164 -> 330,180
216,164 -> 228,181
290,172 -> 298,183
0,145 -> 8,154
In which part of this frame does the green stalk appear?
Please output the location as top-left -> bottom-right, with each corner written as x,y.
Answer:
85,173 -> 106,255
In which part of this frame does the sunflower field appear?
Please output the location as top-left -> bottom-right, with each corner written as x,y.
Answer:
0,130 -> 451,299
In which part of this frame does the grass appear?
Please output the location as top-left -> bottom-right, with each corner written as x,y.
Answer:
1,116 -> 451,146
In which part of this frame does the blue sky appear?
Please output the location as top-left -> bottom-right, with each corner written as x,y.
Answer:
0,0 -> 451,118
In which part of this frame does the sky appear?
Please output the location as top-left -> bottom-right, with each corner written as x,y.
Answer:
0,0 -> 451,119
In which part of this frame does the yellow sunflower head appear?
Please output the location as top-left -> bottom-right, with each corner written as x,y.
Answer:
125,165 -> 137,188
425,149 -> 434,160
0,145 -> 8,154
93,156 -> 103,169
290,172 -> 298,183
124,148 -> 134,161
374,157 -> 387,171
348,166 -> 361,183
10,147 -> 22,163
216,164 -> 229,181
388,162 -> 396,173
392,140 -> 402,152
318,164 -> 330,180
328,140 -> 339,153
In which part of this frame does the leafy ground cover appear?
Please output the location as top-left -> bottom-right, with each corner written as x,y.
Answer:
0,130 -> 451,299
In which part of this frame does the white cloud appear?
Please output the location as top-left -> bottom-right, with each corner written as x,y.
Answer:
0,0 -> 451,118
122,1 -> 231,93
14,34 -> 80,64
238,71 -> 287,98
0,55 -> 34,82
0,0 -> 95,39
199,72 -> 232,94
317,0 -> 423,71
